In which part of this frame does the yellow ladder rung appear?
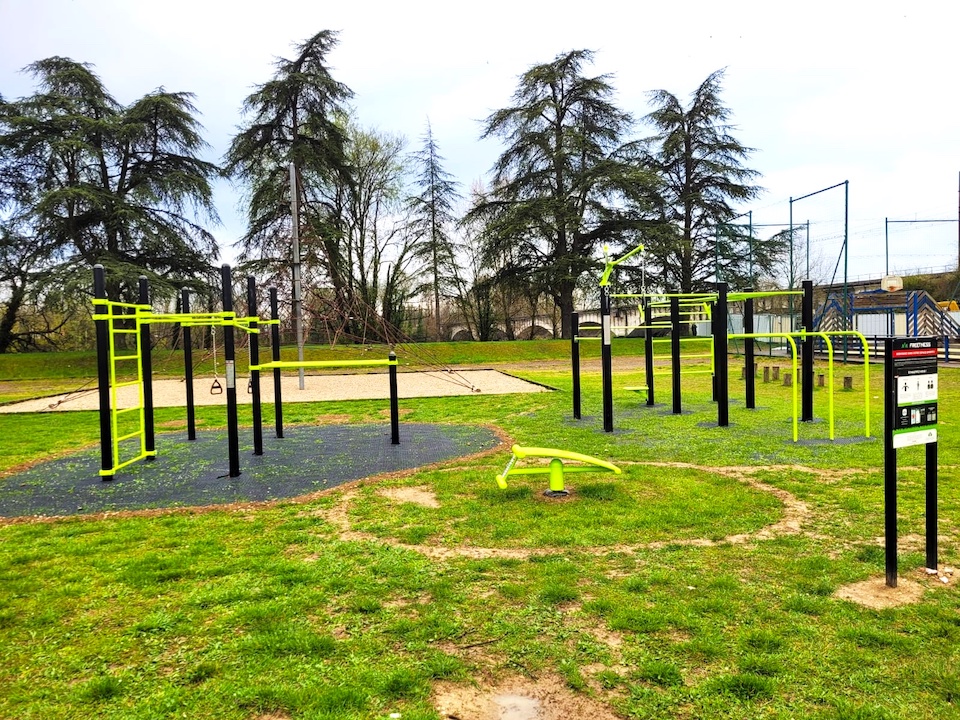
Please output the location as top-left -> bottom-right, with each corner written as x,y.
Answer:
115,406 -> 141,416
114,380 -> 141,389
111,328 -> 139,334
113,354 -> 140,361
110,453 -> 150,473
117,430 -> 143,443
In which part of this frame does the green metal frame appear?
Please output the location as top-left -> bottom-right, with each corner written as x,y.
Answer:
496,444 -> 621,493
91,300 -> 279,477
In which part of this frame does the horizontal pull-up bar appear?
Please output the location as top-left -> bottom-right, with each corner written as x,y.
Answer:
727,290 -> 804,301
616,292 -> 717,301
93,306 -> 278,333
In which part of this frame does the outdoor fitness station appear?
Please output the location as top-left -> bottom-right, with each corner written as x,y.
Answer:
570,244 -> 872,442
495,444 -> 622,497
92,264 -> 401,481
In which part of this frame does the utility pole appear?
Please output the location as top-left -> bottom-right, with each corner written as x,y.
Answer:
290,162 -> 305,390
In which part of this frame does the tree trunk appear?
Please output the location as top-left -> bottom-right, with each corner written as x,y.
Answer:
559,281 -> 575,339
0,282 -> 26,354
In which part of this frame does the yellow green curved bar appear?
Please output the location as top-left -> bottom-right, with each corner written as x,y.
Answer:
496,444 -> 621,492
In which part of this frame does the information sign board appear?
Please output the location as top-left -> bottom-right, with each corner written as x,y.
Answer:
883,336 -> 940,587
891,339 -> 938,448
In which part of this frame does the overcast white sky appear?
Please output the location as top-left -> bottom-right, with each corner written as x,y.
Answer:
2,0 -> 959,284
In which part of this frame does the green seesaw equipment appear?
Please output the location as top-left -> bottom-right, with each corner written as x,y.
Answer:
496,445 -> 622,497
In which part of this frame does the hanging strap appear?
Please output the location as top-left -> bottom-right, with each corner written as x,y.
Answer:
210,326 -> 223,395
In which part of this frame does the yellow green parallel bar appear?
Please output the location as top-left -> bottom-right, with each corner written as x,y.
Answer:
730,332 -> 800,442
814,330 -> 871,438
795,331 -> 835,441
250,358 -> 399,372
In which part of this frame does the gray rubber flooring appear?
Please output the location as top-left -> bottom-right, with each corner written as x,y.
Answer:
0,423 -> 499,518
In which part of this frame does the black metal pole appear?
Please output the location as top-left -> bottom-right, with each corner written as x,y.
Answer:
389,351 -> 400,445
927,440 -> 938,571
883,337 -> 897,587
801,280 -> 814,422
601,287 -> 614,432
138,276 -> 155,458
644,303 -> 655,406
571,311 -> 581,420
182,288 -> 196,441
94,265 -> 114,480
744,290 -> 755,410
269,287 -> 284,439
247,277 -> 263,456
222,265 -> 241,478
716,282 -> 729,427
671,296 -> 682,415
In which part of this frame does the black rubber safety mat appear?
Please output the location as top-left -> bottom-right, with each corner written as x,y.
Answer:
0,423 -> 500,518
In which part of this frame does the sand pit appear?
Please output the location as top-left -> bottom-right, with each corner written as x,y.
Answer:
1,369 -> 549,413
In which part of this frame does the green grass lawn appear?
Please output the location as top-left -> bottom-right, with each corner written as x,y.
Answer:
1,342 -> 958,719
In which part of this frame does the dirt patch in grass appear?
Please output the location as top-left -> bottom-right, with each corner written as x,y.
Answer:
834,576 -> 925,609
377,485 -> 440,508
379,407 -> 414,418
156,419 -> 187,429
836,564 -> 954,609
433,673 -> 621,720
585,626 -> 625,649
315,413 -> 352,424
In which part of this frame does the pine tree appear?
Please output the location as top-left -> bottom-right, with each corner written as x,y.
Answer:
0,57 -> 219,305
641,69 -> 766,292
407,121 -> 461,339
468,49 -> 643,338
224,30 -> 353,290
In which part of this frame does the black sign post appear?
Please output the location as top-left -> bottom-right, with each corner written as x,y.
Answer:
884,337 -> 939,587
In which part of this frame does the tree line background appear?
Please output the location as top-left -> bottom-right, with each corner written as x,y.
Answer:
0,30 -> 791,354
